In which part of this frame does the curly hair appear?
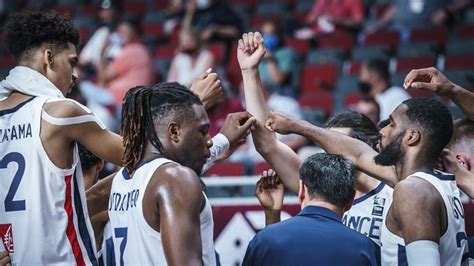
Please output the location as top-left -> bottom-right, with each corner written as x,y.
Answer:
4,11 -> 80,61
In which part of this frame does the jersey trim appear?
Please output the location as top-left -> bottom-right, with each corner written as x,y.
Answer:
353,182 -> 385,205
122,157 -> 165,180
73,171 -> 99,265
0,97 -> 35,117
64,174 -> 86,266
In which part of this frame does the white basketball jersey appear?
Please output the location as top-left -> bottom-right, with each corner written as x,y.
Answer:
108,158 -> 217,266
381,170 -> 469,266
343,182 -> 393,246
0,97 -> 97,265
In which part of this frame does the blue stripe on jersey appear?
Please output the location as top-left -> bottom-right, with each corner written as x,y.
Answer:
106,237 -> 116,266
122,157 -> 162,180
353,182 -> 385,205
0,97 -> 35,117
397,244 -> 408,266
73,171 -> 99,265
419,170 -> 455,181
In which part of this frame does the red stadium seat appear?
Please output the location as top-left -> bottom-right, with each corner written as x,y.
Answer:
254,162 -> 271,175
395,57 -> 435,73
343,91 -> 363,108
363,31 -> 399,50
144,23 -> 164,38
346,61 -> 363,76
293,12 -> 309,23
444,54 -> 474,70
457,25 -> 474,39
300,64 -> 339,94
409,27 -> 448,48
123,2 -> 146,15
208,43 -> 226,63
285,38 -> 310,56
318,32 -> 355,53
152,1 -> 168,10
204,162 -> 246,177
298,91 -> 334,116
154,46 -> 176,60
82,4 -> 101,16
0,56 -> 16,68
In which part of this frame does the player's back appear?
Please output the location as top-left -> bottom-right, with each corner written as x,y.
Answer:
108,158 -> 217,266
343,182 -> 393,246
0,96 -> 97,265
381,170 -> 469,265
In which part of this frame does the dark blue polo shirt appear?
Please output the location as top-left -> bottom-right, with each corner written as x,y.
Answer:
243,205 -> 377,266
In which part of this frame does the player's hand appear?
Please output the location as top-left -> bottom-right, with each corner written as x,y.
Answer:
237,32 -> 266,71
219,111 -> 256,150
265,112 -> 297,135
403,67 -> 456,96
190,69 -> 223,110
0,250 -> 11,266
256,169 -> 284,211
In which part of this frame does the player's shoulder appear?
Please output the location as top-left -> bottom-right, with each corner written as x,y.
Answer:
153,162 -> 202,190
42,98 -> 91,119
393,176 -> 440,203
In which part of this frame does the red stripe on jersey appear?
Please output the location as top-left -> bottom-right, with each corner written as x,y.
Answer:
64,174 -> 86,266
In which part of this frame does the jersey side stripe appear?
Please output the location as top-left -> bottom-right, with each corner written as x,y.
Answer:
73,171 -> 99,265
64,174 -> 86,266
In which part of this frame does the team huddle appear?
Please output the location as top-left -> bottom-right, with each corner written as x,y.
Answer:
1,11 -> 473,266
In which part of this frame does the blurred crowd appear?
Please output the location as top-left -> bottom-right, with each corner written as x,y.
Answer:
1,0 -> 473,169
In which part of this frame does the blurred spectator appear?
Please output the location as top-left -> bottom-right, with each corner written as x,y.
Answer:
167,28 -> 215,87
260,21 -> 298,98
208,94 -> 244,137
352,97 -> 380,125
80,15 -> 153,108
79,0 -> 122,67
358,59 -> 411,121
295,0 -> 365,40
366,0 -> 473,37
182,0 -> 242,42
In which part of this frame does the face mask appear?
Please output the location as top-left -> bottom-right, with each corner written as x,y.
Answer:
263,34 -> 279,51
358,81 -> 372,94
196,0 -> 212,9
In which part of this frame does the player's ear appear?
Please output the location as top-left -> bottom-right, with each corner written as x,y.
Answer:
96,159 -> 105,172
406,128 -> 421,146
167,122 -> 181,143
298,180 -> 305,204
456,153 -> 471,171
42,48 -> 55,69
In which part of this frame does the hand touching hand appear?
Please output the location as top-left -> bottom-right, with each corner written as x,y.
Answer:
219,111 -> 256,150
189,69 -> 223,109
0,250 -> 10,266
237,32 -> 266,71
255,169 -> 284,211
265,112 -> 298,135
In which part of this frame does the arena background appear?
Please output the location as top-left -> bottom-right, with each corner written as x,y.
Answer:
1,0 -> 473,265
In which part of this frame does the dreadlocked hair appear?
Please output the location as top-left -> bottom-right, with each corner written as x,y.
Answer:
120,83 -> 203,173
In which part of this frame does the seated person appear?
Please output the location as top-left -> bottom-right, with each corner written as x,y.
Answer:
295,0 -> 364,40
167,28 -> 215,87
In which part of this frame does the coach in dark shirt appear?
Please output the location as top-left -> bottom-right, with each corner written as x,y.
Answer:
242,153 -> 377,266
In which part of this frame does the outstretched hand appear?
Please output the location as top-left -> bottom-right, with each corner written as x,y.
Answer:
237,32 -> 266,71
265,112 -> 298,135
190,68 -> 223,110
256,169 -> 284,211
403,67 -> 456,96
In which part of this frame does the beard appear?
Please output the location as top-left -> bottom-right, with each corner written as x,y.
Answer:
374,134 -> 403,166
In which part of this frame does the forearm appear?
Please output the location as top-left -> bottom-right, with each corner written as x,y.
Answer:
86,173 -> 115,217
449,85 -> 474,120
242,69 -> 268,122
266,61 -> 288,85
265,209 -> 281,226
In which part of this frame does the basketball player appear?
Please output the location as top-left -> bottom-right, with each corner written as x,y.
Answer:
107,83 -> 255,265
266,97 -> 469,265
237,32 -> 392,249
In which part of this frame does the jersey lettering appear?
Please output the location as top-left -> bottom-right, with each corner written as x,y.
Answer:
0,123 -> 32,143
108,190 -> 140,212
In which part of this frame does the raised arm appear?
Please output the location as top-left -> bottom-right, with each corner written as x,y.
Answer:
255,169 -> 284,226
237,32 -> 301,194
266,112 -> 399,187
404,67 -> 474,120
158,165 -> 203,266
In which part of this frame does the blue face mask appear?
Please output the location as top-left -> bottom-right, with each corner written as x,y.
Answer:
263,34 -> 279,51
